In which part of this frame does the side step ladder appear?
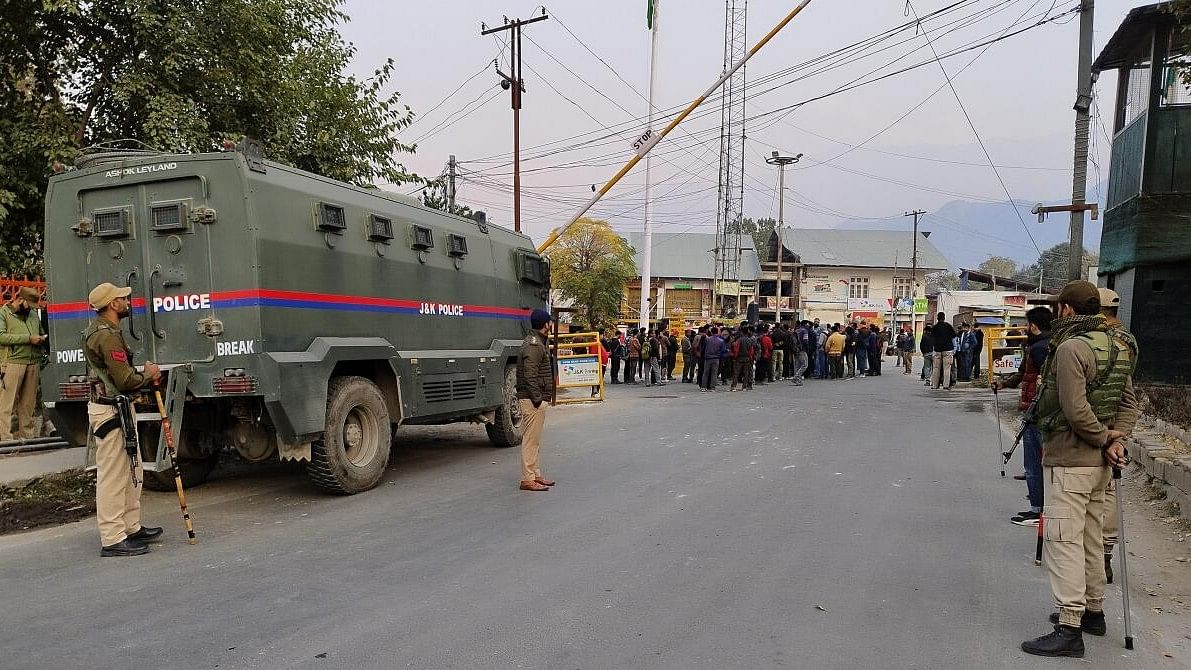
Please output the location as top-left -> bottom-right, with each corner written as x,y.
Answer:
140,367 -> 191,473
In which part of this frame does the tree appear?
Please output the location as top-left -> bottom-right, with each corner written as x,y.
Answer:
1015,242 -> 1099,291
1,0 -> 418,274
977,256 -> 1018,279
929,270 -> 961,292
543,218 -> 637,330
421,177 -> 473,218
728,217 -> 777,261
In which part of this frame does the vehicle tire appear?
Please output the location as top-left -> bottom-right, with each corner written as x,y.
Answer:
308,376 -> 391,494
486,365 -> 524,448
143,452 -> 220,491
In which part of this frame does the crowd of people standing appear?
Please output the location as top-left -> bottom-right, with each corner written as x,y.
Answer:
600,319 -> 916,392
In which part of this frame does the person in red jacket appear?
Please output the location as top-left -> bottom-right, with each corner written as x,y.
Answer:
757,324 -> 774,384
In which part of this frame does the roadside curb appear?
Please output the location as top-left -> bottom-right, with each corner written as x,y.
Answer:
1128,420 -> 1191,524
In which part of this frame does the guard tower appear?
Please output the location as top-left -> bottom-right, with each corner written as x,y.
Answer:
1094,3 -> 1191,383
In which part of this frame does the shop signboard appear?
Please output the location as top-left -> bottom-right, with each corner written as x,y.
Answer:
557,355 -> 601,387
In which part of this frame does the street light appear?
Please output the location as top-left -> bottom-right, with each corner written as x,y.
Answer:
765,151 -> 802,323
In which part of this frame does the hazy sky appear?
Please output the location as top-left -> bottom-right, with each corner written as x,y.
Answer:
338,0 -> 1142,260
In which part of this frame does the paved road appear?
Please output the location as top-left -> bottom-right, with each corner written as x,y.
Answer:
0,366 -> 1172,668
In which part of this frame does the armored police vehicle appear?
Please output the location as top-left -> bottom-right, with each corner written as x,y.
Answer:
42,144 -> 550,493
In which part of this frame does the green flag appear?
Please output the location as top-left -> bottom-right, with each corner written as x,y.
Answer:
647,0 -> 656,30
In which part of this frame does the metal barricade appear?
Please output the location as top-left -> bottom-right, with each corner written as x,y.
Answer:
982,326 -> 1029,384
552,331 -> 605,404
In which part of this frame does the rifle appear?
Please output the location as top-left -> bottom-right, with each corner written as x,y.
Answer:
1002,395 -> 1040,465
114,395 -> 140,486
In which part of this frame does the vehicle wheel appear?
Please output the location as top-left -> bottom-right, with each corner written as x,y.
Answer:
143,452 -> 220,491
308,376 -> 391,494
486,365 -> 524,448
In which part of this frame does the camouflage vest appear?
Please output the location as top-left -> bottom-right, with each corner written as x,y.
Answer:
1035,328 -> 1137,436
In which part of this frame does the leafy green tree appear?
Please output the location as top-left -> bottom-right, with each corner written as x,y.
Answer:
421,177 -> 473,218
977,256 -> 1019,279
543,218 -> 636,330
1015,242 -> 1099,291
728,217 -> 777,261
0,0 -> 419,274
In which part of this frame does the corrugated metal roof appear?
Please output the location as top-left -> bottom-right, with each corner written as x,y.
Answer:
623,232 -> 760,281
787,229 -> 950,270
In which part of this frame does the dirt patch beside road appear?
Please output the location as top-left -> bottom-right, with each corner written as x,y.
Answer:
0,470 -> 95,535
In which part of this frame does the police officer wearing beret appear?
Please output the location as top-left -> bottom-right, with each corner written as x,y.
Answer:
516,308 -> 555,491
84,283 -> 163,556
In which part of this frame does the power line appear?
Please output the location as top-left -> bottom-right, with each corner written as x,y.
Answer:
904,0 -> 1041,255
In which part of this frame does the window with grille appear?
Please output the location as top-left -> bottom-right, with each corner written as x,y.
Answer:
1121,65 -> 1152,129
447,233 -> 468,257
1161,37 -> 1191,108
849,276 -> 870,299
519,252 -> 548,285
411,225 -> 434,250
368,214 -> 393,242
94,209 -> 130,237
894,277 -> 913,299
150,202 -> 187,232
318,203 -> 346,232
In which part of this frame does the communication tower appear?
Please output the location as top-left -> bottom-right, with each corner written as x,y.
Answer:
712,0 -> 748,317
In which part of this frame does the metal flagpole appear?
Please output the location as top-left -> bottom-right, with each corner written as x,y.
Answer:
537,0 -> 814,254
639,0 -> 660,330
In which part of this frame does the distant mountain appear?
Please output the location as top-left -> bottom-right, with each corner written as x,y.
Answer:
822,182 -> 1107,271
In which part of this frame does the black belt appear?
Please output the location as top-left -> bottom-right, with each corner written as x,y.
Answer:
91,397 -> 119,406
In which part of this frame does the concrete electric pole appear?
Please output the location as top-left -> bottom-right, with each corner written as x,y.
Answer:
447,154 -> 457,213
766,151 -> 801,323
481,10 -> 549,233
1067,0 -> 1095,281
905,209 -> 926,337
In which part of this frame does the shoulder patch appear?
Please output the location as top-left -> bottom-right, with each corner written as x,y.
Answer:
109,349 -> 127,363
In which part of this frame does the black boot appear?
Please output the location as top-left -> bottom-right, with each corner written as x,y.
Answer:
100,538 -> 150,557
1022,625 -> 1085,658
1105,553 -> 1113,584
1048,610 -> 1106,636
128,526 -> 163,543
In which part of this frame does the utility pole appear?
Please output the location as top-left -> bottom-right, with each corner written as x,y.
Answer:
905,209 -> 925,338
481,10 -> 549,233
447,154 -> 457,213
639,0 -> 661,331
766,151 -> 801,323
1067,0 -> 1095,280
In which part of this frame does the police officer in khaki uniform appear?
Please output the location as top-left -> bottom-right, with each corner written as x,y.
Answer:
1021,281 -> 1138,658
515,309 -> 555,491
85,283 -> 163,557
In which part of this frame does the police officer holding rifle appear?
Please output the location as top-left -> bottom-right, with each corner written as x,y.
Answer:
84,283 -> 163,557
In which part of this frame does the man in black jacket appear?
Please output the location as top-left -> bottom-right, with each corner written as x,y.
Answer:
516,309 -> 556,491
930,312 -> 957,389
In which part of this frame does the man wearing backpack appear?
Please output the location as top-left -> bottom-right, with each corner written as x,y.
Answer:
1021,281 -> 1139,659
